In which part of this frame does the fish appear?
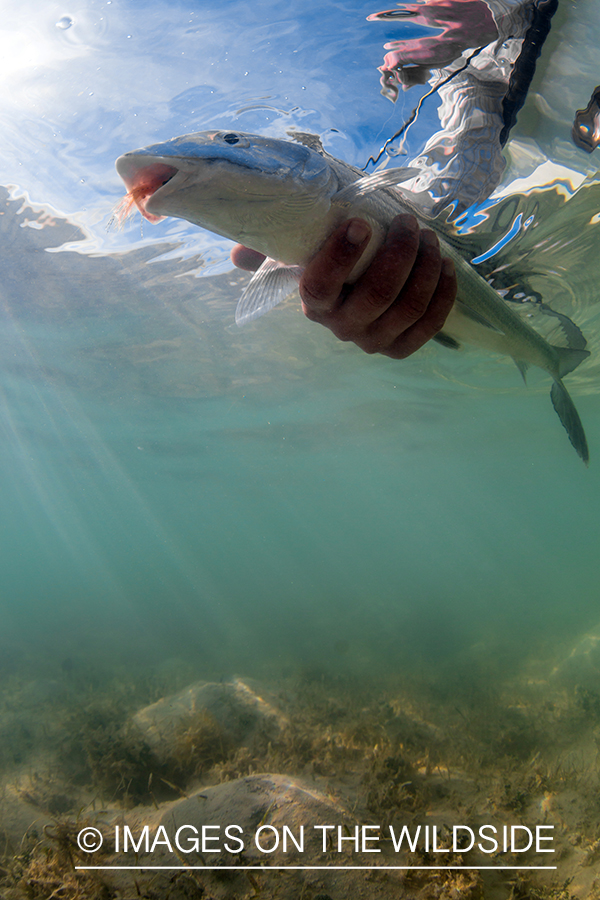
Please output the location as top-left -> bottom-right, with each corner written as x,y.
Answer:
115,129 -> 590,463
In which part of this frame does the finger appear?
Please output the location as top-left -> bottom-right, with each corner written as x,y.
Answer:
363,227 -> 444,344
326,214 -> 420,336
380,257 -> 457,359
231,244 -> 266,272
299,218 -> 371,318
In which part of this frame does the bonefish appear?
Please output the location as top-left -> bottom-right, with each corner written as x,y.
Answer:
116,129 -> 590,462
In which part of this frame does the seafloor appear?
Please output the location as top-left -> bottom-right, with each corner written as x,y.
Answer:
2,631 -> 600,900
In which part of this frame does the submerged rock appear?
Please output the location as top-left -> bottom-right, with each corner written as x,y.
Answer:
550,630 -> 600,691
155,773 -> 352,865
131,678 -> 287,763
0,786 -> 54,851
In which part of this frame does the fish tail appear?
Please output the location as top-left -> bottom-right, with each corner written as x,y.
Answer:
550,379 -> 589,465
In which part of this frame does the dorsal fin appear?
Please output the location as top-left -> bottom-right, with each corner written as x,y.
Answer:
286,131 -> 326,155
332,167 -> 420,206
498,293 -> 589,351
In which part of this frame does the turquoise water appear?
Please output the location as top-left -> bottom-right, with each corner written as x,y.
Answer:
0,1 -> 599,695
1,192 -> 599,688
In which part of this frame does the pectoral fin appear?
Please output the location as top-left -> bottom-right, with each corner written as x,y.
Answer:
235,258 -> 303,326
433,332 -> 461,350
514,359 -> 529,384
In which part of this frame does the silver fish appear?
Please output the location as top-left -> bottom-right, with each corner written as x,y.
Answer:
116,129 -> 590,462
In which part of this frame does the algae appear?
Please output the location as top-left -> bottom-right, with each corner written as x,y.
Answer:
2,657 -> 600,899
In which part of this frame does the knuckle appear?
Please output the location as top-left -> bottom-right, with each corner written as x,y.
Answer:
361,283 -> 395,313
388,215 -> 420,248
299,281 -> 322,305
395,230 -> 421,259
330,242 -> 363,269
390,348 -> 411,360
429,310 -> 451,333
331,323 -> 357,343
361,340 -> 382,355
399,293 -> 430,323
382,341 -> 412,360
385,239 -> 419,270
302,303 -> 322,323
355,329 -> 385,354
422,287 -> 455,333
299,281 -> 334,314
420,230 -> 440,255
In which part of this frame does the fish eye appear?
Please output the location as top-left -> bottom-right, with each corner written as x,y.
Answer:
222,133 -> 240,144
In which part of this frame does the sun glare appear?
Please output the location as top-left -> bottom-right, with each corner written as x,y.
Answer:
0,16 -> 87,88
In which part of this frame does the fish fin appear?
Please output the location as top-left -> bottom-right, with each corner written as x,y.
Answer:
433,332 -> 461,350
235,258 -> 302,326
554,346 -> 590,378
287,131 -> 326,155
514,359 -> 529,383
550,379 -> 589,465
454,299 -> 505,333
539,305 -> 588,350
332,167 -> 420,206
500,292 -> 589,351
438,225 -> 492,260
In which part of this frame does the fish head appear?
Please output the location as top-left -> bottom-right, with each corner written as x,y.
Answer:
115,130 -> 340,262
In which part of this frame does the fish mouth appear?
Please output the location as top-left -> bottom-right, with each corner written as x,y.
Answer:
115,158 -> 180,223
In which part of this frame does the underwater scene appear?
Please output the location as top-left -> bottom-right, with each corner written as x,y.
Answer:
1,0 -> 600,897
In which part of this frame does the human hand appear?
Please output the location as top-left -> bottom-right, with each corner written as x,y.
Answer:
230,214 -> 456,359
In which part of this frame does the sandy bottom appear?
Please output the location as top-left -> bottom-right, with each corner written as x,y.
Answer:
2,633 -> 600,900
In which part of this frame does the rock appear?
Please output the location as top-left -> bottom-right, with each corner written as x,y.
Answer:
155,773 -> 352,864
0,785 -> 53,851
551,630 -> 600,691
384,709 -> 444,749
131,678 -> 286,763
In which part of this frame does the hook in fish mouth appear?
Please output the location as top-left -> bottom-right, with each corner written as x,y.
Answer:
113,162 -> 179,225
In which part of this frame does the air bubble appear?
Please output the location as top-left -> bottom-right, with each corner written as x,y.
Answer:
56,15 -> 73,29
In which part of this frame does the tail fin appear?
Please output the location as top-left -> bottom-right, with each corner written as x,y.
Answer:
550,379 -> 589,465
